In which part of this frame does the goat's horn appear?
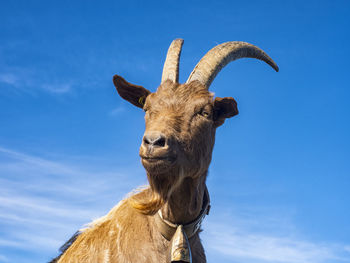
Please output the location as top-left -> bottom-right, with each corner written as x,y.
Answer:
186,41 -> 279,88
161,39 -> 184,84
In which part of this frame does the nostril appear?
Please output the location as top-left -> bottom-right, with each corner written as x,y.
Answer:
153,136 -> 166,147
143,133 -> 167,148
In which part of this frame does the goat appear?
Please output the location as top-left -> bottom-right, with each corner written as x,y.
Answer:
51,39 -> 278,263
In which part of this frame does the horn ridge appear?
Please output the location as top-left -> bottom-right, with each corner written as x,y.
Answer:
161,39 -> 184,84
186,41 -> 279,88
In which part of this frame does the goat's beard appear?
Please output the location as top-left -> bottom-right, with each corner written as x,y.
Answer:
131,150 -> 212,215
129,167 -> 184,215
129,189 -> 164,216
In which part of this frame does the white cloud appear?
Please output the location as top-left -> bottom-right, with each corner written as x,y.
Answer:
41,83 -> 71,94
0,234 -> 62,251
0,239 -> 27,249
109,106 -> 125,116
0,73 -> 17,86
0,68 -> 72,95
0,146 -> 142,257
0,254 -> 8,263
204,217 -> 350,263
0,195 -> 95,220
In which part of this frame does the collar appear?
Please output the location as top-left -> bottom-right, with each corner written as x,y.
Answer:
154,186 -> 211,241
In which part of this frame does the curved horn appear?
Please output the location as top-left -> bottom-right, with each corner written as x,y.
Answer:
186,41 -> 279,88
161,39 -> 184,84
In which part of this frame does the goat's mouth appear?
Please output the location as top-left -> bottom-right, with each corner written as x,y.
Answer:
140,155 -> 176,163
140,154 -> 177,173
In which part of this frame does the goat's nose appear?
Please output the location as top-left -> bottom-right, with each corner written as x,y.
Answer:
143,132 -> 166,148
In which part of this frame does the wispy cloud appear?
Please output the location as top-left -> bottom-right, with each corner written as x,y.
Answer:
0,254 -> 8,263
0,73 -> 17,86
345,246 -> 350,253
0,68 -> 72,95
40,83 -> 72,94
204,214 -> 350,263
109,106 -> 125,116
0,146 -> 143,261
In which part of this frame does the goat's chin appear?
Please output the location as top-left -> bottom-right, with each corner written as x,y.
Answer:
141,158 -> 176,175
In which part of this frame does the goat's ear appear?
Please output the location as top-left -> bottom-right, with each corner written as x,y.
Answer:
213,97 -> 239,127
113,75 -> 151,109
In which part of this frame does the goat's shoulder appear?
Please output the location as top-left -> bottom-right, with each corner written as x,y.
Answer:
57,191 -> 153,262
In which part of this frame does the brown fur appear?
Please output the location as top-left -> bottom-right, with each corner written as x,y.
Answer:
54,78 -> 238,262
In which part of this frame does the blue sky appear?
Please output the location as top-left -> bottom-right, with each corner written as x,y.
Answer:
0,0 -> 349,262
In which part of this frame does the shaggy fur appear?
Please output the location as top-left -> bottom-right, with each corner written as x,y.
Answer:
51,79 -> 238,263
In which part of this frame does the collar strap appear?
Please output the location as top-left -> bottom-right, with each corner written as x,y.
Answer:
154,187 -> 211,241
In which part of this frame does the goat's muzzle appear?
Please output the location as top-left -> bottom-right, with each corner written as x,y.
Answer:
140,131 -> 177,174
143,132 -> 167,149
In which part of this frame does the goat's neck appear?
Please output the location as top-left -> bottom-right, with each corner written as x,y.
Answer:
160,175 -> 206,225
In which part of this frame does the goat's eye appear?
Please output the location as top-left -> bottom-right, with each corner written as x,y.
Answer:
201,110 -> 209,117
199,106 -> 212,118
